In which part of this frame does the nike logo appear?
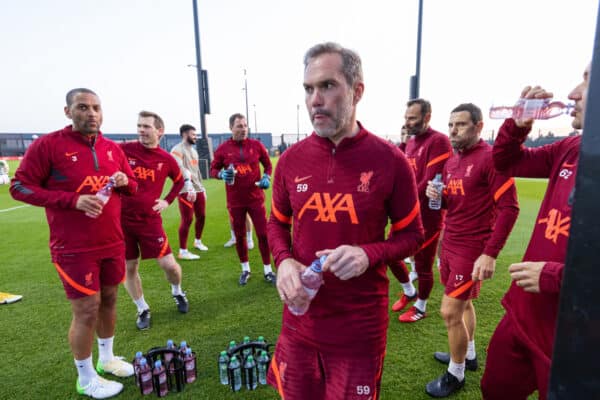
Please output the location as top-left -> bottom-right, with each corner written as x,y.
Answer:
561,162 -> 576,168
453,281 -> 463,287
294,175 -> 312,183
65,152 -> 78,157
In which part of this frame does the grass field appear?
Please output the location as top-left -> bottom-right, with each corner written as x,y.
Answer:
0,158 -> 546,399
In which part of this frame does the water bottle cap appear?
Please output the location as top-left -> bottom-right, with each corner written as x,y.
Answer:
261,350 -> 267,355
155,360 -> 162,368
180,340 -> 187,348
257,335 -> 264,341
319,255 -> 327,265
243,336 -> 250,342
140,358 -> 147,365
186,348 -> 192,355
167,339 -> 173,346
221,350 -> 227,355
231,355 -> 238,361
229,340 -> 236,345
247,355 -> 254,361
136,351 -> 143,358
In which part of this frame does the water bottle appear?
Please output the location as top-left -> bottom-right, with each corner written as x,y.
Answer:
228,355 -> 242,392
489,98 -> 574,120
242,336 -> 252,360
288,255 -> 326,316
183,347 -> 197,384
138,358 -> 154,395
228,340 -> 237,353
227,163 -> 236,186
243,355 -> 258,390
256,350 -> 270,385
218,351 -> 230,385
85,176 -> 115,218
164,339 -> 176,372
133,351 -> 145,387
153,360 -> 169,397
256,336 -> 266,351
179,340 -> 188,358
429,173 -> 444,210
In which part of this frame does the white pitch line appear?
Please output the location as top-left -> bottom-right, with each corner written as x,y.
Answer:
0,205 -> 30,213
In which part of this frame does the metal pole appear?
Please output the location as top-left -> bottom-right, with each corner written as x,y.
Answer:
296,104 -> 300,141
253,104 -> 257,133
410,0 -> 423,99
244,69 -> 250,133
192,0 -> 207,139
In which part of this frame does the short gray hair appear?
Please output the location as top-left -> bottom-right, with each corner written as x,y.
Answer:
303,42 -> 363,86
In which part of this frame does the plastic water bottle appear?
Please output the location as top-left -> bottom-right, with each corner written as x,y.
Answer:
179,341 -> 188,358
133,351 -> 145,387
256,350 -> 270,385
228,340 -> 237,352
218,351 -> 230,385
227,163 -> 236,186
138,358 -> 154,395
164,339 -> 176,372
183,347 -> 197,383
288,255 -> 326,316
85,176 -> 115,218
153,360 -> 169,397
489,98 -> 574,120
242,336 -> 252,360
256,336 -> 266,351
243,355 -> 258,390
228,355 -> 242,392
429,173 -> 444,210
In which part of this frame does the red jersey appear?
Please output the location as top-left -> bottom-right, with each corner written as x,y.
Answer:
493,118 -> 579,360
120,141 -> 183,223
268,125 -> 424,355
405,127 -> 452,230
442,139 -> 519,257
210,138 -> 272,208
10,125 -> 137,257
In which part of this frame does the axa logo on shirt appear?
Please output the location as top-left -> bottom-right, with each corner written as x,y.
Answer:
235,163 -> 253,175
132,166 -> 156,182
538,208 -> 570,244
76,175 -> 110,193
446,178 -> 465,196
298,192 -> 359,224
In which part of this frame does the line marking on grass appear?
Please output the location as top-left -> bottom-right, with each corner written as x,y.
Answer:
0,205 -> 30,213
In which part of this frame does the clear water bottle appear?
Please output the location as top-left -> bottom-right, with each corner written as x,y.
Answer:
429,173 -> 444,210
242,336 -> 252,360
228,340 -> 237,352
153,360 -> 169,397
288,255 -> 326,316
227,163 -> 236,186
85,176 -> 116,218
183,347 -> 197,384
256,350 -> 270,385
138,358 -> 154,395
218,351 -> 230,385
243,355 -> 258,390
228,355 -> 243,392
489,98 -> 574,120
133,351 -> 145,387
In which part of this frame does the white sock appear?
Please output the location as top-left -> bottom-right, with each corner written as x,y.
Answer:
263,264 -> 273,274
246,231 -> 253,241
133,296 -> 150,313
194,238 -> 202,244
414,298 -> 427,312
466,340 -> 476,360
97,336 -> 115,364
75,355 -> 97,387
241,262 -> 250,272
179,248 -> 188,254
401,282 -> 416,297
230,230 -> 236,240
448,360 -> 465,381
171,284 -> 183,296
409,262 -> 416,273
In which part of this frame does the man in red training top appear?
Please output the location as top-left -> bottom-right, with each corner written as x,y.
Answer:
267,42 -> 423,400
10,88 -> 137,399
120,111 -> 189,331
481,62 -> 590,400
209,113 -> 274,286
388,99 -> 452,323
424,103 -> 519,398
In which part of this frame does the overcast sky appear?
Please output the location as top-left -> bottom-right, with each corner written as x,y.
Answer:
0,0 -> 597,141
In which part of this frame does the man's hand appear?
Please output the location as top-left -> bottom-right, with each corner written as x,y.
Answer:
515,85 -> 554,128
317,245 -> 369,280
425,181 -> 441,200
472,254 -> 496,281
152,199 -> 169,213
111,171 -> 128,187
218,168 -> 235,185
185,190 -> 197,202
276,258 -> 310,308
509,261 -> 545,293
76,194 -> 105,217
256,174 -> 270,189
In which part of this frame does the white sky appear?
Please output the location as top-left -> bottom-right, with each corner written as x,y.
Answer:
0,0 -> 597,140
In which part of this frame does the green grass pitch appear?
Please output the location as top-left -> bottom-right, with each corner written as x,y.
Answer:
0,159 -> 546,399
